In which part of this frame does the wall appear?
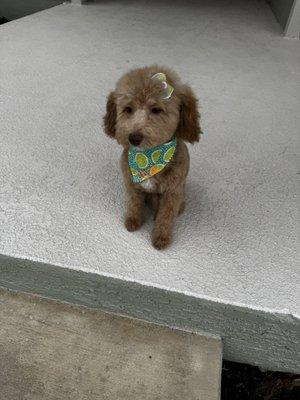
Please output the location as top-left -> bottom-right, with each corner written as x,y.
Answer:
0,0 -> 63,20
268,0 -> 294,27
267,0 -> 300,38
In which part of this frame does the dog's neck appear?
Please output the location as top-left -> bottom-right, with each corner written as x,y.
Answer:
128,137 -> 177,184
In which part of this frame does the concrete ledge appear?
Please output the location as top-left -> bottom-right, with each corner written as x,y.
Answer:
1,254 -> 299,373
0,288 -> 222,400
0,0 -> 299,374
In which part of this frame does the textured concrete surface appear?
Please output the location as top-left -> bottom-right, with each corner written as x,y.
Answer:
0,288 -> 222,400
0,0 -> 299,371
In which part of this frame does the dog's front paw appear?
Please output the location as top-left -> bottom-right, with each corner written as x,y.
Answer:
151,231 -> 171,250
125,216 -> 142,232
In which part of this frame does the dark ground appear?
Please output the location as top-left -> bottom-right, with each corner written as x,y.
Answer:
222,361 -> 300,400
0,16 -> 10,24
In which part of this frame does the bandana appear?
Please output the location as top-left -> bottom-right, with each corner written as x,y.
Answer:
128,137 -> 177,183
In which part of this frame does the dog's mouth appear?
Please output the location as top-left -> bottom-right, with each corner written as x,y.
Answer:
127,132 -> 173,150
128,132 -> 144,147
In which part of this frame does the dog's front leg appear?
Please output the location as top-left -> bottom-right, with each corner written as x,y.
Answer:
151,189 -> 183,249
124,187 -> 145,232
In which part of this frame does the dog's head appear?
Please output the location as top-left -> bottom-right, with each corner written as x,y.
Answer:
103,66 -> 200,149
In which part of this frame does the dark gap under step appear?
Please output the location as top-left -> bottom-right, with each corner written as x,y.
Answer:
222,360 -> 300,400
0,17 -> 10,24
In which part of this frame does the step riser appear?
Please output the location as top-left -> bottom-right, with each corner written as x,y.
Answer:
1,254 -> 299,374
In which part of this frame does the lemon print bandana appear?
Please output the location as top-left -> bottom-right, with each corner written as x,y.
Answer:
128,137 -> 177,183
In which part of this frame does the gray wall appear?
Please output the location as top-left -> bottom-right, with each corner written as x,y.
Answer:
268,0 -> 294,27
0,0 -> 63,20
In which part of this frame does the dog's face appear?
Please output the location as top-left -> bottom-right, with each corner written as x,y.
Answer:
104,66 -> 200,149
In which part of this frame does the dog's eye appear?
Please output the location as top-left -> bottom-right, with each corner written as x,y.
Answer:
124,106 -> 133,114
151,107 -> 163,115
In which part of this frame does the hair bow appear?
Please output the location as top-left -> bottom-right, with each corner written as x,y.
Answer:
151,72 -> 174,100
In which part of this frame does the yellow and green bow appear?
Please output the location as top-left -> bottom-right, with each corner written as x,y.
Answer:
151,72 -> 174,100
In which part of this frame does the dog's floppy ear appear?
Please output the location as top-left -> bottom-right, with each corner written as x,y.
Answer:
176,85 -> 200,143
103,91 -> 117,138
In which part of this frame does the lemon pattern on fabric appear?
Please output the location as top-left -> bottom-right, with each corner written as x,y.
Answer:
151,150 -> 161,163
135,153 -> 148,169
130,167 -> 138,176
128,137 -> 177,183
150,164 -> 164,176
163,146 -> 176,162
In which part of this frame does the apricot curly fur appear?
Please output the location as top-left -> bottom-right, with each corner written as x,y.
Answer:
103,65 -> 201,249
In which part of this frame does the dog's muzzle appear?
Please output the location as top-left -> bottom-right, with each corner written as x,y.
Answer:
128,132 -> 144,146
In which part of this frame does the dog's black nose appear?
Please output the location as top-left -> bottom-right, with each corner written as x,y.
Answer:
128,132 -> 144,146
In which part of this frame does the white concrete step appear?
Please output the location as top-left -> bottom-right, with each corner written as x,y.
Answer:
0,0 -> 299,373
0,288 -> 222,400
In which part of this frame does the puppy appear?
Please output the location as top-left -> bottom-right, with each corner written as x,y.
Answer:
103,66 -> 201,249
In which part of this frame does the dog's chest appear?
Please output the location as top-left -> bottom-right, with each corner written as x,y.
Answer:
139,178 -> 156,192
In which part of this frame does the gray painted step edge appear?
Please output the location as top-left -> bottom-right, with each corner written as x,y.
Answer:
0,253 -> 299,373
